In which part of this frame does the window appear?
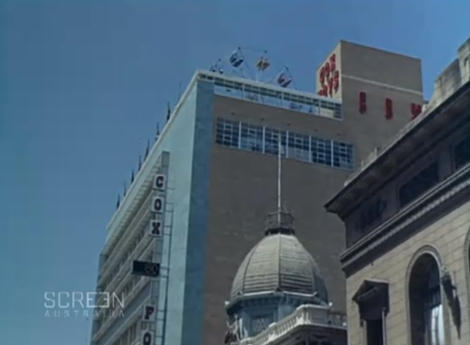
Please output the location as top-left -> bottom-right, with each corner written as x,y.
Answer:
213,118 -> 355,170
454,135 -> 470,171
240,123 -> 263,152
332,141 -> 354,169
366,318 -> 384,345
311,137 -> 332,166
264,128 -> 287,156
216,118 -> 240,148
288,132 -> 310,162
399,162 -> 439,208
409,254 -> 445,345
251,315 -> 270,335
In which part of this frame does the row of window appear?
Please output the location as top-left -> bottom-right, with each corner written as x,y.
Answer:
100,223 -> 147,293
215,118 -> 355,170
354,131 -> 470,243
398,132 -> 470,209
198,73 -> 343,119
96,249 -> 153,333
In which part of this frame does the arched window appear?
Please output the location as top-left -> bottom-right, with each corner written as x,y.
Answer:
409,253 -> 445,345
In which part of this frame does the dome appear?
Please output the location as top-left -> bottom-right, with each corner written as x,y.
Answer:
230,212 -> 328,302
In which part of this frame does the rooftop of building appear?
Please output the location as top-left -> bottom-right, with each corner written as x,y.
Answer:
325,36 -> 470,216
228,212 -> 329,305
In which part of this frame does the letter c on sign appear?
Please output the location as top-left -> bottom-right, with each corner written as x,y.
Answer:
153,174 -> 166,190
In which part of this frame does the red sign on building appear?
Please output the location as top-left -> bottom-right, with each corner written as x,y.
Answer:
318,54 -> 339,97
410,103 -> 422,120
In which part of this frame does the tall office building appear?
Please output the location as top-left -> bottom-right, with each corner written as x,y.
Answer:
325,37 -> 470,345
90,41 -> 424,345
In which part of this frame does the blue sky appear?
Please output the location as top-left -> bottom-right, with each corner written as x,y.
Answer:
0,1 -> 468,344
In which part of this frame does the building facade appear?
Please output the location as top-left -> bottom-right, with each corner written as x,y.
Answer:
325,37 -> 470,345
91,41 -> 426,345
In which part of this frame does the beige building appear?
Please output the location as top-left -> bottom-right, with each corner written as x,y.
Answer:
325,37 -> 470,345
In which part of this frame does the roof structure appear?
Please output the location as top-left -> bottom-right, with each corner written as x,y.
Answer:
230,212 -> 328,303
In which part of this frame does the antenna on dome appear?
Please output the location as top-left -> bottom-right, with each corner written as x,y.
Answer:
277,136 -> 282,225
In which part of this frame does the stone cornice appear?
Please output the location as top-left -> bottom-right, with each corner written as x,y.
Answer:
340,164 -> 470,273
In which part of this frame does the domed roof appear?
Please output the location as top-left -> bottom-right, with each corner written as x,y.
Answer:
230,212 -> 328,302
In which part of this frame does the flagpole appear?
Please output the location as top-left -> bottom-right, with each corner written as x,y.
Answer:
277,136 -> 282,225
85,315 -> 90,345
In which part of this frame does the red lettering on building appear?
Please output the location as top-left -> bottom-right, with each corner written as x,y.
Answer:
411,103 -> 422,120
317,54 -> 339,97
333,71 -> 339,92
359,92 -> 367,114
385,98 -> 393,119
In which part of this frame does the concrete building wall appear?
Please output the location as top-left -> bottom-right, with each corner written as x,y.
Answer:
338,41 -> 424,166
162,79 -> 214,345
345,200 -> 470,345
202,53 -> 424,343
203,97 -> 351,345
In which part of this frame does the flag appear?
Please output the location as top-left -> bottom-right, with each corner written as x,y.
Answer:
145,140 -> 150,160
155,123 -> 160,142
166,102 -> 171,122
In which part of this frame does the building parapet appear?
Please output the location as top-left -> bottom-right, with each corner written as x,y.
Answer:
237,305 -> 346,345
198,70 -> 342,119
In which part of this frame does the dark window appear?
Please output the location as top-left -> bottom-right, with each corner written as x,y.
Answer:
264,128 -> 287,156
311,137 -> 332,166
240,123 -> 263,152
288,132 -> 310,162
399,162 -> 439,208
454,135 -> 470,170
409,254 -> 444,345
366,318 -> 384,345
215,118 -> 239,148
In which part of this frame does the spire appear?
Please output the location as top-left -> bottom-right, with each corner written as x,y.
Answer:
155,122 -> 160,142
277,136 -> 282,223
131,169 -> 135,184
166,102 -> 171,122
138,155 -> 142,171
116,194 -> 120,209
123,182 -> 127,197
145,140 -> 150,160
263,135 -> 294,236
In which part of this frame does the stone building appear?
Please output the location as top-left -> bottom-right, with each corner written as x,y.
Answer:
325,37 -> 470,345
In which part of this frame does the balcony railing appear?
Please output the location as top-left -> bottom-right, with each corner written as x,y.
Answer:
239,305 -> 346,345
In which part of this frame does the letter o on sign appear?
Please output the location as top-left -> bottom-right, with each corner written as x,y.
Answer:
142,331 -> 153,345
151,197 -> 164,213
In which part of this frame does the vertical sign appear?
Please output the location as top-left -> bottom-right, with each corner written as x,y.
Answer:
142,172 -> 168,345
149,173 -> 166,237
